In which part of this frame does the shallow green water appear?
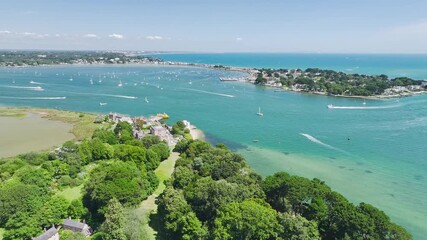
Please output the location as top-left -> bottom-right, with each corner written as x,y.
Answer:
0,65 -> 426,238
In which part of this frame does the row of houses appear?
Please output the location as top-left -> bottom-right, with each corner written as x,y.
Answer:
33,218 -> 92,240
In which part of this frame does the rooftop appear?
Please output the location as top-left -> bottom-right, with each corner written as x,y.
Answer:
33,226 -> 58,240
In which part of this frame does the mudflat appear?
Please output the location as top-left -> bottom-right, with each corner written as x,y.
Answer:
0,113 -> 74,158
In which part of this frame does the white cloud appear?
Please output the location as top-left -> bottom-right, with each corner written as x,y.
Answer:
236,37 -> 243,41
109,33 -> 124,39
34,34 -> 49,39
0,30 -> 11,34
21,32 -> 36,36
84,33 -> 98,38
146,35 -> 163,40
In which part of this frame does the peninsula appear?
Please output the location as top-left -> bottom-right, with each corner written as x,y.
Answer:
0,108 -> 412,240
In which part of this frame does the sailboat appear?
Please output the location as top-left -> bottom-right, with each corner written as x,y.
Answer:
362,100 -> 366,105
145,97 -> 149,103
118,80 -> 123,87
256,107 -> 264,116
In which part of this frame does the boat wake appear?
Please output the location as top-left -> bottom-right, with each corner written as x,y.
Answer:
0,96 -> 66,100
96,94 -> 137,99
180,87 -> 235,98
299,133 -> 353,156
327,104 -> 398,110
4,85 -> 44,91
30,81 -> 44,85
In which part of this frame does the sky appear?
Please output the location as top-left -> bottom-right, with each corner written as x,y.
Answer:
1,0 -> 427,53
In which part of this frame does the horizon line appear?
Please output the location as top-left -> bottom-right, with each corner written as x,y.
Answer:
1,48 -> 427,55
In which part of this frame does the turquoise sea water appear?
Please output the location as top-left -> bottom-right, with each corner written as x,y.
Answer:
0,54 -> 427,238
148,53 -> 427,80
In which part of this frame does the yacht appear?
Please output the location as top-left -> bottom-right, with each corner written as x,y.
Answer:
256,107 -> 264,116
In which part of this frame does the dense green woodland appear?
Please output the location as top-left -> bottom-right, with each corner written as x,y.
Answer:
255,68 -> 426,96
0,120 -> 411,239
157,140 -> 411,240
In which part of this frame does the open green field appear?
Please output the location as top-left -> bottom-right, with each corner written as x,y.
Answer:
56,185 -> 84,202
137,151 -> 180,240
0,108 -> 108,158
0,227 -> 4,240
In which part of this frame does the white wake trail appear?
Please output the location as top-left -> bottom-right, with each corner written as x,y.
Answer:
4,85 -> 44,91
180,87 -> 235,98
0,96 -> 66,100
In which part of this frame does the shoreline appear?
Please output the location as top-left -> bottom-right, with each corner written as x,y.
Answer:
189,124 -> 205,141
1,59 -> 425,100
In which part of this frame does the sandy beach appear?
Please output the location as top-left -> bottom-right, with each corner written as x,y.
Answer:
189,125 -> 205,140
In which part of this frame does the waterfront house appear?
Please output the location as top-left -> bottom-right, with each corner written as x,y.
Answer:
150,125 -> 176,145
62,218 -> 92,237
32,225 -> 60,240
133,129 -> 146,139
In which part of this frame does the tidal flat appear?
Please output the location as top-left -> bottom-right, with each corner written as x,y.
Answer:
0,110 -> 74,158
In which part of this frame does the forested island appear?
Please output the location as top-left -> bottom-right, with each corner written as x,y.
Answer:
0,109 -> 411,240
252,68 -> 427,98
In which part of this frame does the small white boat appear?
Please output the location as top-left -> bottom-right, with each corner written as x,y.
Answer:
118,80 -> 123,87
362,100 -> 366,105
327,104 -> 334,109
256,107 -> 264,116
99,102 -> 107,106
145,97 -> 149,103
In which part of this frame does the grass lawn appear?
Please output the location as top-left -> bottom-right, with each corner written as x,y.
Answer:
154,152 -> 180,195
56,185 -> 84,202
137,151 -> 180,239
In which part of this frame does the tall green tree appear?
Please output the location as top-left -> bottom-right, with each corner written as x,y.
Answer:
3,211 -> 41,240
277,212 -> 320,240
38,196 -> 69,227
68,199 -> 87,219
213,199 -> 281,240
157,187 -> 207,240
101,198 -> 127,240
83,161 -> 155,215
